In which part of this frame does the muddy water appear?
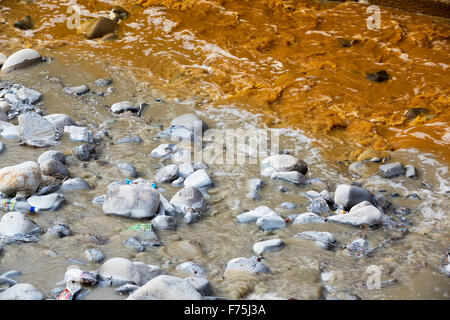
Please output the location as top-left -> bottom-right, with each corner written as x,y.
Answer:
0,0 -> 449,300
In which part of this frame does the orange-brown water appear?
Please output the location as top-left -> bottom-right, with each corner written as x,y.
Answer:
0,0 -> 449,162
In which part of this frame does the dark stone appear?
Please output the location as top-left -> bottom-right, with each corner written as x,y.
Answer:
366,70 -> 390,82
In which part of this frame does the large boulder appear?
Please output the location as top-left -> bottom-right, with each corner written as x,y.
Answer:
0,283 -> 44,300
0,212 -> 40,237
169,186 -> 207,214
98,257 -> 165,287
0,161 -> 42,196
127,275 -> 202,300
261,154 -> 308,175
103,181 -> 160,219
334,184 -> 373,210
18,112 -> 57,147
1,49 -> 42,73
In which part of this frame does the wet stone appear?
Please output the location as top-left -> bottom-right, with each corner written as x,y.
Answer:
183,169 -> 213,189
280,202 -> 296,210
37,150 -> 65,165
117,162 -> 138,178
75,144 -> 95,161
63,85 -> 90,96
47,222 -> 72,238
293,212 -> 325,225
1,49 -> 42,73
253,239 -> 284,255
307,198 -> 331,215
176,261 -> 206,277
156,164 -> 179,183
152,215 -> 176,231
405,165 -> 417,178
124,237 -> 145,252
94,78 -> 112,86
64,126 -> 93,143
334,184 -> 374,210
85,248 -> 105,263
379,162 -> 405,178
117,135 -> 142,144
295,231 -> 336,250
185,277 -> 211,296
16,87 -> 41,104
256,215 -> 286,231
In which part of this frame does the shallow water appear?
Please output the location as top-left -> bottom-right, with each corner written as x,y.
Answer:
0,0 -> 449,300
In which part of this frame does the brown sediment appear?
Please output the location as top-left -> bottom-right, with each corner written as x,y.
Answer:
0,0 -> 449,162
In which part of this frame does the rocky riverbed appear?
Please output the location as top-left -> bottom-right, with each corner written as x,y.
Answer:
0,48 -> 448,300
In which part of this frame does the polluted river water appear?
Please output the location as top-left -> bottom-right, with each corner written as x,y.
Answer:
0,0 -> 449,300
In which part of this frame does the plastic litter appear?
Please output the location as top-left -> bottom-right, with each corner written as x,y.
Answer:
1,199 -> 39,213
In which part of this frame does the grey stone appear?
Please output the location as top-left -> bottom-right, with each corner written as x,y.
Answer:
346,238 -> 370,257
185,277 -> 211,296
307,198 -> 331,215
151,143 -> 176,159
92,195 -> 106,204
110,101 -> 138,114
295,231 -> 336,250
37,151 -> 65,165
178,162 -> 195,178
171,113 -> 208,134
183,169 -> 213,189
152,215 -> 176,231
184,210 -> 201,224
334,184 -> 374,210
170,187 -> 207,214
348,161 -> 369,177
176,261 -> 206,277
223,256 -> 271,278
253,239 -> 284,255
247,178 -> 265,200
27,193 -> 64,211
85,248 -> 105,263
117,135 -> 142,144
16,87 -> 42,104
0,142 -> 4,154
405,165 -> 417,178
171,177 -> 185,187
271,171 -> 307,185
256,215 -> 286,231
0,108 -> 7,122
124,237 -> 145,252
75,144 -> 94,161
94,78 -> 112,86
44,114 -> 76,132
103,181 -> 160,219
280,202 -> 296,210
117,163 -> 138,178
63,85 -> 90,96
47,222 -> 72,238
127,275 -> 202,300
18,112 -> 57,147
40,160 -> 70,178
292,212 -> 325,224
156,164 -> 179,183
379,162 -> 405,178
0,49 -> 42,73
59,178 -> 91,191
99,258 -> 165,287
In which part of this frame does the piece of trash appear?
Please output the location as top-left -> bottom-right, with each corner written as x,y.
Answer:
125,223 -> 153,231
152,182 -> 157,189
1,199 -> 39,213
125,179 -> 135,185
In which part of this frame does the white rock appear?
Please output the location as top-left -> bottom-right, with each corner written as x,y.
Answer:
127,275 -> 202,300
1,49 -> 42,73
334,184 -> 373,209
176,261 -> 206,277
261,167 -> 277,177
155,164 -> 179,183
256,215 -> 286,231
150,143 -> 176,159
185,277 -> 211,296
16,87 -> 42,104
0,283 -> 43,300
261,154 -> 308,174
27,193 -> 64,211
152,215 -> 176,231
271,171 -> 306,184
327,205 -> 383,226
171,113 -> 208,133
37,150 -> 65,165
18,112 -> 57,147
178,162 -> 195,178
292,212 -> 325,224
236,206 -> 279,224
183,169 -> 213,189
295,231 -> 336,250
64,126 -> 93,143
